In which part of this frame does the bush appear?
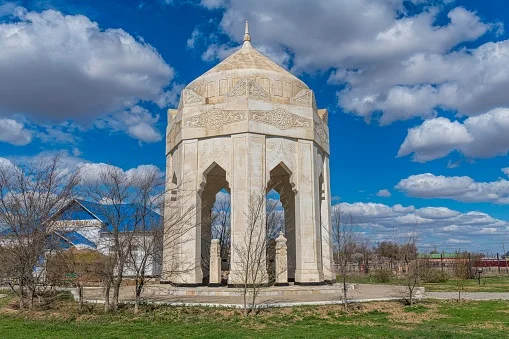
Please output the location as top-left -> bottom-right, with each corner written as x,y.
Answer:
422,269 -> 449,283
373,269 -> 393,283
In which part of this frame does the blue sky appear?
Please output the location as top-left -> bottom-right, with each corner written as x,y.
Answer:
1,0 -> 509,253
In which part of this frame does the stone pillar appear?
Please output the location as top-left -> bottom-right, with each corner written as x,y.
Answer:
275,232 -> 289,286
169,140 -> 203,285
321,155 -> 335,283
229,133 -> 267,286
208,239 -> 222,286
294,139 -> 322,284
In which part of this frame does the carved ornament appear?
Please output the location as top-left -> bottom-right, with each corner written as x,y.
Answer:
184,109 -> 247,130
250,108 -> 311,130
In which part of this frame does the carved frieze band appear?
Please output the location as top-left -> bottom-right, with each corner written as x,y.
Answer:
184,109 -> 247,130
250,108 -> 312,130
182,108 -> 316,132
314,118 -> 329,146
167,120 -> 182,146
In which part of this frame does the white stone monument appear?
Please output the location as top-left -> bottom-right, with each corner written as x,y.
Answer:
275,232 -> 289,286
162,22 -> 334,286
208,239 -> 222,286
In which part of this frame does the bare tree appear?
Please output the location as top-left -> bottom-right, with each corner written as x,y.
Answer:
399,237 -> 419,305
231,188 -> 285,315
331,206 -> 359,312
0,156 -> 80,309
126,167 -> 165,314
84,166 -> 143,311
375,241 -> 400,271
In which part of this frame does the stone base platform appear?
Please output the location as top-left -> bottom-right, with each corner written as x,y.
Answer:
82,284 -> 423,307
146,283 -> 355,297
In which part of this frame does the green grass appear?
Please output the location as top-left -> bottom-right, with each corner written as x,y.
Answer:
343,274 -> 509,292
423,276 -> 509,292
0,293 -> 508,338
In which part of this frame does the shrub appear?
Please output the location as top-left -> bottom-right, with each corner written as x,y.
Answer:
422,269 -> 449,283
373,269 -> 393,283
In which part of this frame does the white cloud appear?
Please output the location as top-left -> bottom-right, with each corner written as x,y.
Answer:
0,2 -> 17,17
337,201 -> 508,248
196,0 -> 505,124
80,162 -> 163,184
94,105 -> 162,143
398,117 -> 472,162
399,108 -> 509,161
0,7 -> 174,123
396,173 -> 509,204
0,118 -> 32,145
200,0 -> 227,9
376,189 -> 391,197
503,168 -> 509,176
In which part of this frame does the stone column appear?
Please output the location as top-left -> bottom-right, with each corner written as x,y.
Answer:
321,155 -> 335,283
208,239 -> 222,286
229,133 -> 267,285
294,139 -> 322,284
275,232 -> 289,286
172,140 -> 203,285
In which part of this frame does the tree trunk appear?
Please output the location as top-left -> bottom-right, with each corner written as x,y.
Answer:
28,287 -> 35,310
78,285 -> 84,310
342,272 -> 348,312
112,282 -> 120,311
18,282 -> 24,310
243,284 -> 248,316
134,278 -> 143,314
104,284 -> 111,312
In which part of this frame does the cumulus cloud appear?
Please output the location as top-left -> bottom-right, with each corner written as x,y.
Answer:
195,0 -> 506,124
0,118 -> 32,145
337,201 -> 508,248
200,0 -> 227,9
503,168 -> 509,176
399,108 -> 509,162
396,173 -> 509,204
376,189 -> 391,197
80,162 -> 163,184
0,7 -> 174,123
94,105 -> 162,143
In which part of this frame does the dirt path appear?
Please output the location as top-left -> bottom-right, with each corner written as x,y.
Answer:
426,291 -> 509,300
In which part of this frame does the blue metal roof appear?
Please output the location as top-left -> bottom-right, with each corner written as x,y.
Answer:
56,231 -> 97,249
73,199 -> 162,233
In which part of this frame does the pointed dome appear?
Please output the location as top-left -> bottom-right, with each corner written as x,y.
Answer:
200,42 -> 307,89
186,22 -> 308,98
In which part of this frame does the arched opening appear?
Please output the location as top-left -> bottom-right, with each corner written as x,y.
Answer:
200,163 -> 230,284
267,163 -> 296,282
211,189 -> 231,277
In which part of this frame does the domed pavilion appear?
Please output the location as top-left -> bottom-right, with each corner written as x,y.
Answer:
162,22 -> 333,286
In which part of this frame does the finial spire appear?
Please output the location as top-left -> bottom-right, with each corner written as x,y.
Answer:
243,20 -> 251,43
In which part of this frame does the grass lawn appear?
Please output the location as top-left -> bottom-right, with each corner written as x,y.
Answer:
345,274 -> 509,292
423,275 -> 509,292
0,293 -> 508,338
